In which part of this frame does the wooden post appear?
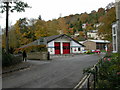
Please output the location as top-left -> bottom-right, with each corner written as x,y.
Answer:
95,66 -> 98,83
87,77 -> 90,90
93,69 -> 96,90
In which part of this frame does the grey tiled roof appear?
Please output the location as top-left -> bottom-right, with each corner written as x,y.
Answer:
20,34 -> 85,48
44,34 -> 66,43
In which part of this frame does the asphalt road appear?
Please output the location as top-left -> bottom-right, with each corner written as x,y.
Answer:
2,54 -> 104,88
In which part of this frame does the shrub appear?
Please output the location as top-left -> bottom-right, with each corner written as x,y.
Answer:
97,53 -> 120,88
2,50 -> 22,67
83,53 -> 120,89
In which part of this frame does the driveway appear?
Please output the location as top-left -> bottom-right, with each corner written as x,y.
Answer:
2,54 -> 104,88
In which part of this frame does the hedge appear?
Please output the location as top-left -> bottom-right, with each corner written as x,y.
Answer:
2,50 -> 22,67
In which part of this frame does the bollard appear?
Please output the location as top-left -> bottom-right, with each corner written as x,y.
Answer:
87,78 -> 90,90
95,66 -> 98,83
93,69 -> 96,90
47,52 -> 50,60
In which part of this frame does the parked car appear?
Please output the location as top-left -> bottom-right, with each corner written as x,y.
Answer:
81,50 -> 92,54
81,50 -> 87,53
92,50 -> 95,52
93,49 -> 101,53
86,50 -> 92,54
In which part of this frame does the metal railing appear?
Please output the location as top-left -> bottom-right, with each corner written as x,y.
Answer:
73,63 -> 99,90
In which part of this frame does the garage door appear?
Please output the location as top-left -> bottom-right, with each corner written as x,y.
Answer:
55,42 -> 60,54
63,43 -> 70,54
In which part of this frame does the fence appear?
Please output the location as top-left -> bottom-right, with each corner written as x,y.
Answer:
73,61 -> 100,90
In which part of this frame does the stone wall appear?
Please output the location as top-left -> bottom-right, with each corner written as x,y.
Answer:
83,41 -> 96,50
27,52 -> 49,60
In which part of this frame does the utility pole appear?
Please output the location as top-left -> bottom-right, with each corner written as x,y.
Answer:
5,2 -> 9,53
1,0 -> 30,53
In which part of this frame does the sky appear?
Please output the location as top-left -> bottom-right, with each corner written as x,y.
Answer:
0,0 -> 115,29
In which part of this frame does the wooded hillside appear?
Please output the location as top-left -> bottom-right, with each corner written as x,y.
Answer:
2,2 -> 116,53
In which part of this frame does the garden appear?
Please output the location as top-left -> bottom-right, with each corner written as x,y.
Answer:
83,53 -> 120,89
96,53 -> 120,88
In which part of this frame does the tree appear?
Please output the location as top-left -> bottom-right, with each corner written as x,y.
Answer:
0,0 -> 30,53
57,18 -> 69,34
98,7 -> 116,41
28,18 -> 37,41
74,18 -> 83,32
14,18 -> 33,46
106,2 -> 115,10
88,11 -> 98,24
46,20 -> 59,36
34,20 -> 48,39
38,15 -> 42,20
8,26 -> 19,53
80,12 -> 89,23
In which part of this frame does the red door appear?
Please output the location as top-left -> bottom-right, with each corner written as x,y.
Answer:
55,42 -> 60,54
63,43 -> 70,54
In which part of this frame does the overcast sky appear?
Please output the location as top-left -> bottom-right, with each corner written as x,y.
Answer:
0,0 -> 115,29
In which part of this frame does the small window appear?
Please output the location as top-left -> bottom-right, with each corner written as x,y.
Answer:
40,39 -> 44,42
113,27 -> 116,34
78,47 -> 81,51
50,48 -> 52,52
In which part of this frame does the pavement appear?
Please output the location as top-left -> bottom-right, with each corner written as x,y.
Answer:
2,61 -> 32,75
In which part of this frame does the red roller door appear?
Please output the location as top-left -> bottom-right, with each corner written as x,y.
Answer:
55,42 -> 60,54
63,43 -> 70,54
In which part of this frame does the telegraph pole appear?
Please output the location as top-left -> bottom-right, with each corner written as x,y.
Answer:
5,2 -> 9,53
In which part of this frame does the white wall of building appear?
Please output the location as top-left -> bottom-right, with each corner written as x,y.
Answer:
70,41 -> 84,53
47,41 -> 55,54
47,37 -> 84,54
55,37 -> 71,54
47,37 -> 71,54
87,32 -> 99,39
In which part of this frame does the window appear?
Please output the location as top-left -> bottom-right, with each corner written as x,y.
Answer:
114,44 -> 116,51
50,48 -> 52,52
96,44 -> 99,49
113,36 -> 117,51
78,47 -> 81,51
40,38 -> 44,42
113,27 -> 116,34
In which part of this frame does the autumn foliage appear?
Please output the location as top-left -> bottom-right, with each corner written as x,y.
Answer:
2,2 -> 116,53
